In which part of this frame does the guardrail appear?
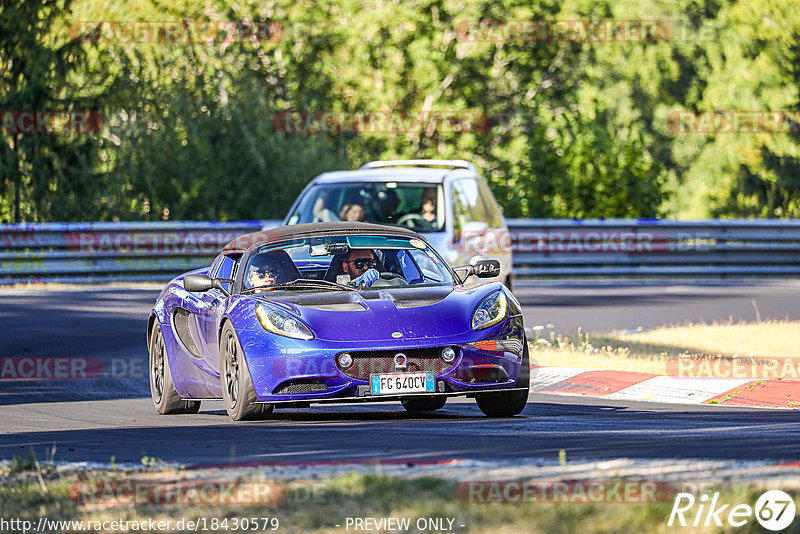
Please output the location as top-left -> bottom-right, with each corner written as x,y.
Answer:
0,221 -> 279,284
507,219 -> 800,278
2,219 -> 800,284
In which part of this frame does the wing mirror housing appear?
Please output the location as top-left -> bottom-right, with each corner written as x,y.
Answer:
183,273 -> 231,295
183,273 -> 214,292
453,259 -> 501,284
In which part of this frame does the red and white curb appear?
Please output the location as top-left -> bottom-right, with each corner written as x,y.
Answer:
531,367 -> 800,409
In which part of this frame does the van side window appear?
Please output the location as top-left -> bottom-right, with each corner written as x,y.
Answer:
451,179 -> 486,239
477,179 -> 504,228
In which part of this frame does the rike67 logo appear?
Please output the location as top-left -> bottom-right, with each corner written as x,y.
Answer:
668,490 -> 796,530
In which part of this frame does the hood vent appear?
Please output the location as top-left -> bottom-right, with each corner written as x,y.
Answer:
302,302 -> 366,311
394,298 -> 443,309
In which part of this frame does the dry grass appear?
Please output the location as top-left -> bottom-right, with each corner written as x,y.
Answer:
2,464 -> 796,534
616,320 -> 800,359
529,321 -> 800,376
530,336 -> 670,374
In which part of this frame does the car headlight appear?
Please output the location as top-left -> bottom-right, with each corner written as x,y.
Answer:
471,290 -> 508,330
256,304 -> 314,340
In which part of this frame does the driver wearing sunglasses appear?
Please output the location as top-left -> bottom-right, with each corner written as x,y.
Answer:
342,249 -> 380,287
247,263 -> 280,292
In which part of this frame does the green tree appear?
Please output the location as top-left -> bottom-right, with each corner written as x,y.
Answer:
0,0 -> 109,222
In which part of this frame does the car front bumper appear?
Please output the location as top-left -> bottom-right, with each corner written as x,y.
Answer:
241,315 -> 526,403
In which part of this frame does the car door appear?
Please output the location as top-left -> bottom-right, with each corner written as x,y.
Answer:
475,178 -> 513,282
450,178 -> 487,263
194,253 -> 239,374
450,177 -> 512,285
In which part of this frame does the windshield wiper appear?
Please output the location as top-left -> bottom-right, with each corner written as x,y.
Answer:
287,278 -> 357,291
241,279 -> 356,294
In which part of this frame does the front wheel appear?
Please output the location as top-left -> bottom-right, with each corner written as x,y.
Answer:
220,323 -> 274,421
149,324 -> 201,414
476,338 -> 530,417
401,396 -> 446,412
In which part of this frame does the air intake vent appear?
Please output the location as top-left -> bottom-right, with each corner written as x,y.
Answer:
303,303 -> 365,311
394,299 -> 442,309
457,365 -> 509,383
172,308 -> 201,357
273,380 -> 329,395
336,348 -> 457,380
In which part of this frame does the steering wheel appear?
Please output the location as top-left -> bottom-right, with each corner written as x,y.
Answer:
372,271 -> 408,287
397,213 -> 432,230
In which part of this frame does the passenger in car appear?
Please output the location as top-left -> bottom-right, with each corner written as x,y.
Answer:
339,203 -> 365,222
312,193 -> 340,222
246,251 -> 300,292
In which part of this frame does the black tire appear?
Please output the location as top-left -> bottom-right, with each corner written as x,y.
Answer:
149,324 -> 201,415
476,338 -> 530,417
220,323 -> 274,421
401,396 -> 447,412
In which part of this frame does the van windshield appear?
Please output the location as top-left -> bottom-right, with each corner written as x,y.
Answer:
287,182 -> 445,232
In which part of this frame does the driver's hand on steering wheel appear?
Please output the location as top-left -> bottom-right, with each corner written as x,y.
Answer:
352,268 -> 379,287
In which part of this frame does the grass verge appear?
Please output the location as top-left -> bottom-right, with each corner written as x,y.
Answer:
2,463 -> 798,533
530,320 -> 800,377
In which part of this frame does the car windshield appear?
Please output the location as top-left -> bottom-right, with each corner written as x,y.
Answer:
241,234 -> 456,293
286,182 -> 445,232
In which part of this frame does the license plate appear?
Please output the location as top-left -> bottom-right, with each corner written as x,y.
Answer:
370,372 -> 435,395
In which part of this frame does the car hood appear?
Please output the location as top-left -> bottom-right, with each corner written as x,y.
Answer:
255,285 -> 484,342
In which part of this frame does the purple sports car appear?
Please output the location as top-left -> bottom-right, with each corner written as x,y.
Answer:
147,222 -> 528,420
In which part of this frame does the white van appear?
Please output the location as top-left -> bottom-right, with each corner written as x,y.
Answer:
284,160 -> 513,290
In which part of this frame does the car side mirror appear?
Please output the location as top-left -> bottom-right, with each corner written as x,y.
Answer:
453,259 -> 501,284
183,273 -> 214,292
474,259 -> 501,278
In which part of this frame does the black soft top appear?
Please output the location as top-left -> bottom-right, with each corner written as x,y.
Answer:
222,222 -> 424,253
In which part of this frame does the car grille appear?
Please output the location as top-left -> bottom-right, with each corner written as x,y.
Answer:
273,380 -> 329,394
337,348 -> 453,380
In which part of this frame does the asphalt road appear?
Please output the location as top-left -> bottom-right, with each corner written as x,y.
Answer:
2,281 -> 800,465
3,395 -> 800,465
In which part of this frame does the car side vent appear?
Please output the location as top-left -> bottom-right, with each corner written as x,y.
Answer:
172,308 -> 201,357
273,380 -> 329,394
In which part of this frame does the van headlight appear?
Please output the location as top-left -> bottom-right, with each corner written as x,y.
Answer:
256,304 -> 314,340
471,290 -> 508,330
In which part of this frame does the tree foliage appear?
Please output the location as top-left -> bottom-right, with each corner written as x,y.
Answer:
2,0 -> 800,222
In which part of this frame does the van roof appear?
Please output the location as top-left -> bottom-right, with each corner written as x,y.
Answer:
311,167 -> 475,185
